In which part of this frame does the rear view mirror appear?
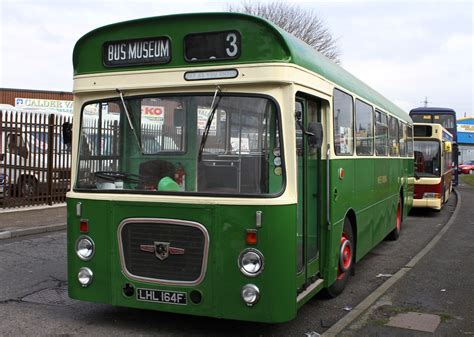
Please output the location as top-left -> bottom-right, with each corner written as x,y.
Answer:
62,122 -> 73,146
307,122 -> 323,148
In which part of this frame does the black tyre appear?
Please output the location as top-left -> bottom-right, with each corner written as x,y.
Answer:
387,197 -> 402,240
324,217 -> 354,298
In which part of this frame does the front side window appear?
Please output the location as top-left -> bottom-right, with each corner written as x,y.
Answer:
333,89 -> 353,156
414,140 -> 440,177
76,94 -> 282,196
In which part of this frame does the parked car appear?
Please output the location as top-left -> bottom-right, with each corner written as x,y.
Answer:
459,160 -> 474,174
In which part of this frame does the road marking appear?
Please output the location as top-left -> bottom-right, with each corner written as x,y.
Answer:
322,189 -> 462,337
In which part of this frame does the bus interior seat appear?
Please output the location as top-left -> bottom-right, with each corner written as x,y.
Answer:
139,160 -> 175,189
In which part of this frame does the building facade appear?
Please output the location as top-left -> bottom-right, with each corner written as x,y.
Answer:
0,88 -> 73,114
458,117 -> 474,164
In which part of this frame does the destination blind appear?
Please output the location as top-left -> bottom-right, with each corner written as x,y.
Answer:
103,37 -> 171,67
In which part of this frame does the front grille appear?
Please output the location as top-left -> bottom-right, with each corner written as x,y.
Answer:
119,219 -> 208,284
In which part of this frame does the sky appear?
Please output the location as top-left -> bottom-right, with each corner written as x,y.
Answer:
0,0 -> 472,117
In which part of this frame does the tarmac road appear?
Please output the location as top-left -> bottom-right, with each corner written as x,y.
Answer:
0,190 -> 464,336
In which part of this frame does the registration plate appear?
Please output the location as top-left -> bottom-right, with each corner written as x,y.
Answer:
136,288 -> 187,305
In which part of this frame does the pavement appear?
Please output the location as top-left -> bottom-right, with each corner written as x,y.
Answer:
0,204 -> 66,239
324,183 -> 474,336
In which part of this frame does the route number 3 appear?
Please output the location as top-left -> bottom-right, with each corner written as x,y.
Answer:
226,33 -> 239,57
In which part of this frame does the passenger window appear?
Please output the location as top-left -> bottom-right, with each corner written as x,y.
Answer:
375,110 -> 388,156
333,89 -> 353,156
407,125 -> 414,156
389,116 -> 399,157
355,99 -> 374,155
399,121 -> 407,156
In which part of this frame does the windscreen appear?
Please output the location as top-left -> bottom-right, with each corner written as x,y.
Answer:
75,94 -> 283,196
414,140 -> 440,177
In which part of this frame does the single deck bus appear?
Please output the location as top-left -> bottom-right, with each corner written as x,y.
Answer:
410,107 -> 458,186
67,13 -> 414,323
413,123 -> 453,210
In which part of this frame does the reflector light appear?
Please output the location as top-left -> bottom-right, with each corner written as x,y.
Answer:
246,230 -> 257,245
80,220 -> 89,233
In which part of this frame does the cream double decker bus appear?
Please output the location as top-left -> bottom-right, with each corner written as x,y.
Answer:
413,123 -> 453,210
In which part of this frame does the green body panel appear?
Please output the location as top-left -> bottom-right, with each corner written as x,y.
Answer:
68,199 -> 297,322
73,12 -> 409,121
325,157 -> 413,284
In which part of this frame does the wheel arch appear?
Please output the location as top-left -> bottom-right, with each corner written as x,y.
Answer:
344,209 -> 357,262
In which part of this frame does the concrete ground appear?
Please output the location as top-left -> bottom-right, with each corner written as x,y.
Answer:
334,184 -> 474,336
0,204 -> 66,239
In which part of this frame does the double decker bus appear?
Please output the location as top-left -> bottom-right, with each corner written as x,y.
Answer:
413,123 -> 453,210
67,13 -> 413,323
410,107 -> 458,185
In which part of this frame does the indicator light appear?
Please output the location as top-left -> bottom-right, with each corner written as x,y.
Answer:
246,229 -> 258,245
80,219 -> 89,233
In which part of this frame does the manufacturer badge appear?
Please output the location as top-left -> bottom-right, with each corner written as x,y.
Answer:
140,241 -> 185,261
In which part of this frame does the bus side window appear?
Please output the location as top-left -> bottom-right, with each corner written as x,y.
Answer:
355,99 -> 374,156
388,116 -> 399,157
407,125 -> 414,157
399,120 -> 406,156
375,110 -> 388,156
333,88 -> 354,156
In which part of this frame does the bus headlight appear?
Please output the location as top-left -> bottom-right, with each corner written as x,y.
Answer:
78,267 -> 93,287
238,249 -> 264,277
75,236 -> 94,260
241,284 -> 260,306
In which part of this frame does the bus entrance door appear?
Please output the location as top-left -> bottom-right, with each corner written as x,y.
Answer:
295,98 -> 322,297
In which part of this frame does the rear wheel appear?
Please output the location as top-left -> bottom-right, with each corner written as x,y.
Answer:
324,217 -> 354,298
387,197 -> 402,240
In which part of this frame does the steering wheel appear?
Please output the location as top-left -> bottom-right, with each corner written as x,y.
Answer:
94,171 -> 141,184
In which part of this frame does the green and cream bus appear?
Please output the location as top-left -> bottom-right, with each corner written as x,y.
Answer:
413,123 -> 453,210
67,13 -> 414,323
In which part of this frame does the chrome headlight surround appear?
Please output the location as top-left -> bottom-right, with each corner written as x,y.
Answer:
78,267 -> 93,287
238,248 -> 264,277
241,284 -> 260,306
75,236 -> 95,261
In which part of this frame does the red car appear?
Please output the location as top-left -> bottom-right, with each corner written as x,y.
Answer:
459,160 -> 474,174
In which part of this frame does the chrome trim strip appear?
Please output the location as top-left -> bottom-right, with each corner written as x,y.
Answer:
117,218 -> 210,286
296,278 -> 324,303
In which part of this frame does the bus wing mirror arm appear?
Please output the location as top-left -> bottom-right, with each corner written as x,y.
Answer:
307,122 -> 323,148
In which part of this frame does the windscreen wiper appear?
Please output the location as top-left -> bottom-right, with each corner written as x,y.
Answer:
198,86 -> 222,162
116,88 -> 143,153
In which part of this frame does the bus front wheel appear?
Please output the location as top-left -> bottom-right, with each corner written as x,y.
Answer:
325,218 -> 354,298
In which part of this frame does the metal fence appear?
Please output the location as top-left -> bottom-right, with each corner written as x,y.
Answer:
0,109 -> 72,208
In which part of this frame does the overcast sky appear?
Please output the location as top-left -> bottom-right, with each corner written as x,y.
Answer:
0,0 -> 472,117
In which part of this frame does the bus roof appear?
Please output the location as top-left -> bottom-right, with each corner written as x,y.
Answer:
410,107 -> 456,114
73,12 -> 409,121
